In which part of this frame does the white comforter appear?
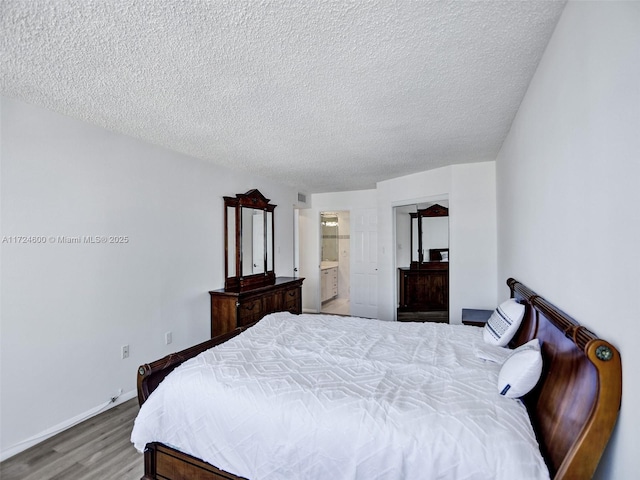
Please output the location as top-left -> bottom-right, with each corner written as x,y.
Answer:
131,313 -> 549,480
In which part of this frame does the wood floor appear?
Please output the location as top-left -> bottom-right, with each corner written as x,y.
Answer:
0,398 -> 144,480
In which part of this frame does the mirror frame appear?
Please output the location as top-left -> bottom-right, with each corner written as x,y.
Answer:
224,189 -> 276,291
410,203 -> 448,269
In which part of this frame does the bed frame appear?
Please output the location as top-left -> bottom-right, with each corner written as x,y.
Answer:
136,278 -> 622,480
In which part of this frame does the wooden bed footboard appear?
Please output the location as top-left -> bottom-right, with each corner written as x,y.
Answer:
142,443 -> 246,480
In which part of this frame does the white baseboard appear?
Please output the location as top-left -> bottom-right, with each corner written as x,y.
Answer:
0,389 -> 137,462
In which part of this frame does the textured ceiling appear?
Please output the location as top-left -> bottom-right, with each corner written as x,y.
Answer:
1,0 -> 566,193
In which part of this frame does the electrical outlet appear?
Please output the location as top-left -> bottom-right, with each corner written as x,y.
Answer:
110,388 -> 124,403
165,331 -> 172,345
121,344 -> 129,359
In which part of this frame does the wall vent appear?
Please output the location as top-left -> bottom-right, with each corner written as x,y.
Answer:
297,192 -> 307,204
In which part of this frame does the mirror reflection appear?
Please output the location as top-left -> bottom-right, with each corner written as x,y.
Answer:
242,208 -> 265,275
411,217 -> 419,263
421,216 -> 449,261
227,206 -> 236,278
409,203 -> 449,267
266,211 -> 273,271
321,213 -> 339,262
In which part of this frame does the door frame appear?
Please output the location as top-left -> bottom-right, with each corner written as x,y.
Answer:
318,210 -> 350,314
392,195 -> 449,321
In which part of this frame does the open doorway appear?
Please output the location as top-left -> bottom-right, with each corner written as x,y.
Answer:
320,211 -> 350,315
395,200 -> 449,323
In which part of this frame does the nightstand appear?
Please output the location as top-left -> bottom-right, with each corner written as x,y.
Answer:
461,308 -> 493,327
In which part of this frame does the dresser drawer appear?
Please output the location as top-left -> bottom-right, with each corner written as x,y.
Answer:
283,287 -> 300,312
209,277 -> 305,337
237,298 -> 264,326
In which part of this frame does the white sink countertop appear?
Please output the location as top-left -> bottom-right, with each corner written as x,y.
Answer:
320,262 -> 339,270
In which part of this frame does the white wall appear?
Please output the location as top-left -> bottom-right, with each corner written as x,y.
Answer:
376,162 -> 498,322
495,2 -> 640,477
0,97 -> 297,459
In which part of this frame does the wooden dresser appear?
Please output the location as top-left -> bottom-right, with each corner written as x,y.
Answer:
209,277 -> 304,337
398,264 -> 449,322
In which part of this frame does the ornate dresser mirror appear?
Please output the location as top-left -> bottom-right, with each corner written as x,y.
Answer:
212,189 -> 303,338
224,189 -> 276,291
410,203 -> 449,268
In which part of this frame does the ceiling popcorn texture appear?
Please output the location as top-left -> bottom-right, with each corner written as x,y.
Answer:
1,0 -> 566,193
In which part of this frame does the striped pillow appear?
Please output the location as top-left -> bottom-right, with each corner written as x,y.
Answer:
483,299 -> 525,347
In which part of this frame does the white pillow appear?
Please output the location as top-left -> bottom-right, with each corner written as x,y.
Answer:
498,339 -> 543,398
483,299 -> 525,347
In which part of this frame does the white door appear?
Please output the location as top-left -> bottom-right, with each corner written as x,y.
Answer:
350,208 -> 378,318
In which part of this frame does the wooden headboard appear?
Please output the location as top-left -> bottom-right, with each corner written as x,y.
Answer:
506,278 -> 622,479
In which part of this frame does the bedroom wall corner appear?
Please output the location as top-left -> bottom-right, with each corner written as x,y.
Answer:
495,2 -> 640,477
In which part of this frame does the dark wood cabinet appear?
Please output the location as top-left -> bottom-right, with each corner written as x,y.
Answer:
398,265 -> 449,322
209,277 -> 304,337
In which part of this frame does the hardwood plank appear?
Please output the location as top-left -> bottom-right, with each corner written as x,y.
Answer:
0,398 -> 144,480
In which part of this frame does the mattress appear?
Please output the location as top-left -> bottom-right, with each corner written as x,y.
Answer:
131,312 -> 549,480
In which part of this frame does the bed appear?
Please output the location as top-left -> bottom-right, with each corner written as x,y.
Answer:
133,278 -> 622,480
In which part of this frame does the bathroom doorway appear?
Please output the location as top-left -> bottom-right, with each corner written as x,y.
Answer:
320,211 -> 350,315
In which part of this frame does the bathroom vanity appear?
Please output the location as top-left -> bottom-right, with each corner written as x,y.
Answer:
321,263 -> 338,303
